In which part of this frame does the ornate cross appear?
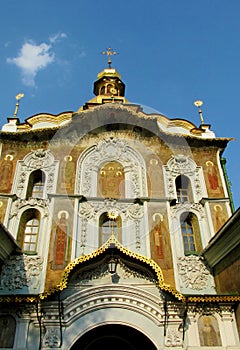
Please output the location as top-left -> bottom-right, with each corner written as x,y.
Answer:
102,47 -> 118,68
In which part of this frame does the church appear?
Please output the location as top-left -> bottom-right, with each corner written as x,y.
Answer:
0,48 -> 239,349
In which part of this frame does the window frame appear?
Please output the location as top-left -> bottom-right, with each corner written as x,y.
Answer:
99,212 -> 122,246
17,209 -> 40,254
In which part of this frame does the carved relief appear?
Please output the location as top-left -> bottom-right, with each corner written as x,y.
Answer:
78,200 -> 144,222
71,259 -> 154,285
78,202 -> 97,220
0,255 -> 43,291
125,203 -> 144,220
177,256 -> 215,291
76,138 -> 147,197
10,198 -> 49,218
171,202 -> 205,220
43,328 -> 60,348
24,149 -> 54,169
164,155 -> 203,199
72,263 -> 109,284
167,155 -> 196,174
165,328 -> 183,347
78,200 -> 144,251
15,149 -> 58,197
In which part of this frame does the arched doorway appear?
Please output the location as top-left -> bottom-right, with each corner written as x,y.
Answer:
70,324 -> 157,350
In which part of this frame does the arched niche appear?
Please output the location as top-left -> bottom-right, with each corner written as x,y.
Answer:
75,138 -> 148,198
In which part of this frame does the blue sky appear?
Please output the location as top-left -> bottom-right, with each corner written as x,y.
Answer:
0,0 -> 239,209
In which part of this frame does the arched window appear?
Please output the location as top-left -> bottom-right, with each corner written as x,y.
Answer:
0,315 -> 16,347
100,86 -> 105,95
98,161 -> 125,198
180,212 -> 202,254
27,169 -> 45,198
99,212 -> 122,246
175,175 -> 193,203
17,209 -> 40,252
198,315 -> 222,346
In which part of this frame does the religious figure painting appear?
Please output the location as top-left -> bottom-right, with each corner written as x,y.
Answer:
60,156 -> 75,191
206,161 -> 221,193
0,315 -> 16,348
213,204 -> 227,232
147,157 -> 162,197
50,211 -> 71,270
0,154 -> 14,192
150,212 -> 172,269
98,161 -> 125,198
198,315 -> 222,346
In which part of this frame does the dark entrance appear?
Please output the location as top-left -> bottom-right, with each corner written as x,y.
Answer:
70,324 -> 157,350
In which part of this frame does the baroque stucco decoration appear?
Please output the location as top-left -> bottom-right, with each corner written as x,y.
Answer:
0,255 -> 43,294
42,328 -> 61,348
177,255 -> 215,293
78,199 -> 144,221
75,138 -> 147,198
78,199 -> 144,252
10,198 -> 49,218
170,202 -> 205,220
71,259 -> 154,286
164,154 -> 203,201
165,328 -> 183,347
14,149 -> 58,198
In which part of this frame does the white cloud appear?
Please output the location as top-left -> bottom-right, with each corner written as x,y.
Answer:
7,33 -> 67,87
49,32 -> 67,44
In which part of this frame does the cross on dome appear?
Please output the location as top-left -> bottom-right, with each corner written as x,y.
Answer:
102,47 -> 118,68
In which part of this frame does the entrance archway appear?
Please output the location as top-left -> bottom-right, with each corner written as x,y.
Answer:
70,324 -> 157,350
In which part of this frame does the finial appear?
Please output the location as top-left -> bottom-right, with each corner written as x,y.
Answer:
13,93 -> 24,118
194,100 -> 205,125
102,47 -> 118,68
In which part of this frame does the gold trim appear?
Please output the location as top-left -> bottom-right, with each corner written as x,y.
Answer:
39,235 -> 185,301
0,236 -> 239,304
26,112 -> 72,126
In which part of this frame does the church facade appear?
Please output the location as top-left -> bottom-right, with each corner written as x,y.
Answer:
0,56 -> 239,349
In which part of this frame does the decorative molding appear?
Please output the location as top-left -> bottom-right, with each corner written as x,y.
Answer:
78,200 -> 144,251
167,154 -> 196,175
171,202 -> 205,219
0,255 -> 43,291
125,203 -> 144,220
164,154 -> 203,199
78,199 -> 144,222
79,218 -> 88,255
23,149 -> 54,169
71,262 -> 109,284
76,138 -> 147,197
177,255 -> 215,291
165,328 -> 183,347
15,149 -> 58,197
71,260 -> 154,286
42,328 -> 61,348
78,201 -> 97,220
10,198 -> 49,218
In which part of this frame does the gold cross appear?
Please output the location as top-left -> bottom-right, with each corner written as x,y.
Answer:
102,47 -> 118,68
